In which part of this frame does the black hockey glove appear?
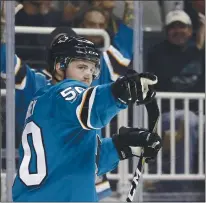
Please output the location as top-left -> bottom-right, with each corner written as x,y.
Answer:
111,70 -> 157,105
112,126 -> 162,163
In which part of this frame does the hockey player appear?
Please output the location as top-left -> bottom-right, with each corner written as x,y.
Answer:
1,23 -> 133,200
12,34 -> 162,202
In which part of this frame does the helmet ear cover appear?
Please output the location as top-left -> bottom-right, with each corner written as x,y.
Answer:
55,56 -> 71,71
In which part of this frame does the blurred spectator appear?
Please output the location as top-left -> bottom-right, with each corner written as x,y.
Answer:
191,0 -> 205,14
92,0 -> 135,33
61,1 -> 89,26
146,9 -> 205,193
91,0 -> 121,34
184,0 -> 205,35
122,1 -> 135,28
74,7 -> 108,48
147,9 -> 205,103
15,0 -> 62,27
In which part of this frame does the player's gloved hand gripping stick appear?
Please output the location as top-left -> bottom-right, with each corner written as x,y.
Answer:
111,69 -> 161,201
126,99 -> 160,202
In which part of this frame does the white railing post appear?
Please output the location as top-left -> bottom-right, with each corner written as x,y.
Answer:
170,98 -> 176,174
117,109 -> 130,201
157,98 -> 162,175
198,99 -> 204,175
184,98 -> 190,174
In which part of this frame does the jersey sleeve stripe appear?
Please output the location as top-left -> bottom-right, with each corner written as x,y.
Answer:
14,56 -> 27,90
103,52 -> 119,82
80,87 -> 94,129
15,77 -> 26,90
107,45 -> 131,67
15,63 -> 27,89
76,87 -> 94,130
15,56 -> 22,75
76,86 -> 101,130
87,86 -> 101,129
95,181 -> 111,193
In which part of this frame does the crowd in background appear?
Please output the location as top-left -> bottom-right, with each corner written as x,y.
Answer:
1,0 -> 205,201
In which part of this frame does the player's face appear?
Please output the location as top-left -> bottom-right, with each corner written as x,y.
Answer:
66,59 -> 96,86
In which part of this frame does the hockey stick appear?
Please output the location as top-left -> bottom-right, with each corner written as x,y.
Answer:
126,99 -> 160,202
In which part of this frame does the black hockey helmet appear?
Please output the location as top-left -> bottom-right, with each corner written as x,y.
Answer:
47,34 -> 101,79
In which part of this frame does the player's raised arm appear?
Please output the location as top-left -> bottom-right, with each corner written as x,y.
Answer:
55,80 -> 126,130
0,44 -> 49,91
0,1 -> 32,90
49,35 -> 158,130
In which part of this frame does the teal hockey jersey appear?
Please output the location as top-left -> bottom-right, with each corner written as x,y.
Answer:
0,23 -> 133,200
12,79 -> 126,201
